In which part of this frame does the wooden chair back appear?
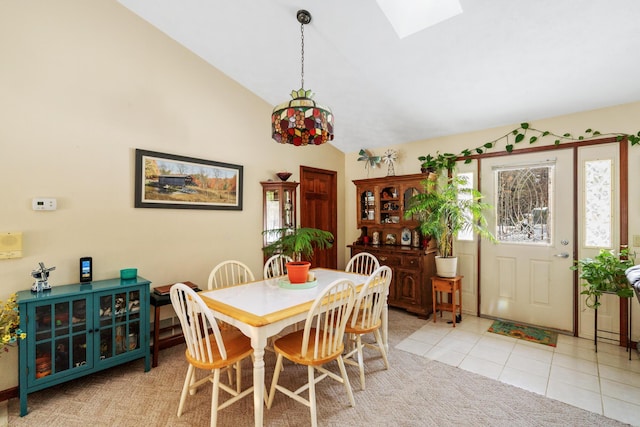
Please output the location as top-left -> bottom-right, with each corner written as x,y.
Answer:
207,260 -> 255,290
263,254 -> 293,279
350,266 -> 392,331
345,252 -> 380,276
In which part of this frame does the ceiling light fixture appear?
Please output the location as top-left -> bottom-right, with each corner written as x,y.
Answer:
271,9 -> 334,146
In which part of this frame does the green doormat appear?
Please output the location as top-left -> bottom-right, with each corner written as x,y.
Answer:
488,320 -> 558,347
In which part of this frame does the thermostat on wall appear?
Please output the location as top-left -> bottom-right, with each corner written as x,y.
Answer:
32,198 -> 57,211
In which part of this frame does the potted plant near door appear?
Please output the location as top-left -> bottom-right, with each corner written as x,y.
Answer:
262,227 -> 334,284
405,175 -> 497,277
571,248 -> 635,309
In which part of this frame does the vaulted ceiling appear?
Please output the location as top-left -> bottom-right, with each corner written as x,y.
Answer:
118,0 -> 640,153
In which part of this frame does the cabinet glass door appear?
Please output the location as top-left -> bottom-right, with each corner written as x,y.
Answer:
32,297 -> 89,381
403,186 -> 422,222
98,290 -> 142,360
379,186 -> 400,224
359,190 -> 376,222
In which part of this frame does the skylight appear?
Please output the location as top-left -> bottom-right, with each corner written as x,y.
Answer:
376,0 -> 463,39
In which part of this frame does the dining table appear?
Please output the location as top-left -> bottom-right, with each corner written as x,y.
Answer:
199,267 -> 384,427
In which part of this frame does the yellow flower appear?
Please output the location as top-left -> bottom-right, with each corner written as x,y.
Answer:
0,293 -> 25,355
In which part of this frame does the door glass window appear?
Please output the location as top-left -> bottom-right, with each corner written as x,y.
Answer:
584,159 -> 612,248
494,163 -> 553,244
457,172 -> 473,241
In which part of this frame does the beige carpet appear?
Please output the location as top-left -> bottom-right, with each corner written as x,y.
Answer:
8,309 -> 626,426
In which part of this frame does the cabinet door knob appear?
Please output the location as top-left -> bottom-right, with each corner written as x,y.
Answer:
379,256 -> 387,261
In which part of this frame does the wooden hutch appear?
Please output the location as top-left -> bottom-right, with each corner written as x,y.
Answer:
348,173 -> 436,318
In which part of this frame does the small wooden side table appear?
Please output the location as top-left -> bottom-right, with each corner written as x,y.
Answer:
149,281 -> 200,367
432,276 -> 463,327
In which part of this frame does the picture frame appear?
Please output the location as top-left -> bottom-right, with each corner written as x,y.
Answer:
134,149 -> 243,210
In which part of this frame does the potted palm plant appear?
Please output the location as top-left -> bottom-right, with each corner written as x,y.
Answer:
262,227 -> 334,283
405,175 -> 496,277
571,248 -> 635,309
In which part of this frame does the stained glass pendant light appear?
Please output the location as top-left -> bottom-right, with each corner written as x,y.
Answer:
271,10 -> 334,146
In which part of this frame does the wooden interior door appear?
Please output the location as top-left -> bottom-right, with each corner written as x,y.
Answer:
300,166 -> 337,269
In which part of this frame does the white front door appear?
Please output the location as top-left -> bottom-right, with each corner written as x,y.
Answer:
480,149 -> 574,331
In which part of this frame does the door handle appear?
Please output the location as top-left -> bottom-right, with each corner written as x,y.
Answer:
554,252 -> 570,258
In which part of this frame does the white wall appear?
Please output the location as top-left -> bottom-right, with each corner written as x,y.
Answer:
0,0 -> 345,390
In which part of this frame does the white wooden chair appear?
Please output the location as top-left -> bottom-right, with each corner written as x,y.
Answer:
263,254 -> 293,279
207,260 -> 255,290
345,252 -> 380,276
170,283 -> 254,427
343,266 -> 392,390
267,279 -> 357,427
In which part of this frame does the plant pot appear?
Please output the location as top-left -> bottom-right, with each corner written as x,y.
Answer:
286,261 -> 311,284
435,256 -> 458,278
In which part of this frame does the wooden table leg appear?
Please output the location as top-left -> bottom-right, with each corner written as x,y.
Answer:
152,303 -> 160,368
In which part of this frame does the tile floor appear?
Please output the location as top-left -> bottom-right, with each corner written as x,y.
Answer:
396,314 -> 640,426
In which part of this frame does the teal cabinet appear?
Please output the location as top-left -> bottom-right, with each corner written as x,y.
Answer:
17,277 -> 151,416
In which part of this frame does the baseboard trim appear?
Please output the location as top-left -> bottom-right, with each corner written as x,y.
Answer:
0,386 -> 18,402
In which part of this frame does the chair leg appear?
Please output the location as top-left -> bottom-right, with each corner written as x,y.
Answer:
267,354 -> 284,409
235,360 -> 242,393
178,364 -> 195,417
337,355 -> 355,407
355,335 -> 366,390
211,368 -> 220,427
374,329 -> 390,369
308,365 -> 318,427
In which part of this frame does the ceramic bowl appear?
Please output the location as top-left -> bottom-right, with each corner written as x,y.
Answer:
276,172 -> 292,181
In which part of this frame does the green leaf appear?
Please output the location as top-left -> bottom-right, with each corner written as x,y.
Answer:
512,130 -> 518,135
515,133 -> 525,143
461,149 -> 471,156
554,140 -> 561,145
521,123 -> 529,129
529,136 -> 538,144
506,144 -> 513,152
483,142 -> 493,149
594,131 -> 601,135
616,135 -> 624,142
475,148 -> 483,154
542,131 -> 550,137
585,128 -> 592,133
464,158 -> 472,164
578,136 -> 584,140
563,133 -> 571,137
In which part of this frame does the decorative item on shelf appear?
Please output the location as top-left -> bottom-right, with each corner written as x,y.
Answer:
120,268 -> 137,280
382,149 -> 398,176
30,262 -> 55,293
276,171 -> 292,181
271,10 -> 333,146
385,233 -> 396,245
411,229 -> 421,248
372,231 -> 380,245
1,293 -> 26,356
401,227 -> 411,246
262,226 -> 334,284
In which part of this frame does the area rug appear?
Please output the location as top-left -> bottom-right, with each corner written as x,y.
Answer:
488,320 -> 558,347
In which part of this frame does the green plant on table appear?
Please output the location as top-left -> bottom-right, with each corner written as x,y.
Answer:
1,293 -> 26,355
262,227 -> 334,261
571,248 -> 635,309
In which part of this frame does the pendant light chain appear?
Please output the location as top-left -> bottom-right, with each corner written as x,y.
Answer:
300,21 -> 305,90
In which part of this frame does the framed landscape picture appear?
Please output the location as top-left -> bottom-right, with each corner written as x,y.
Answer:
134,149 -> 243,210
